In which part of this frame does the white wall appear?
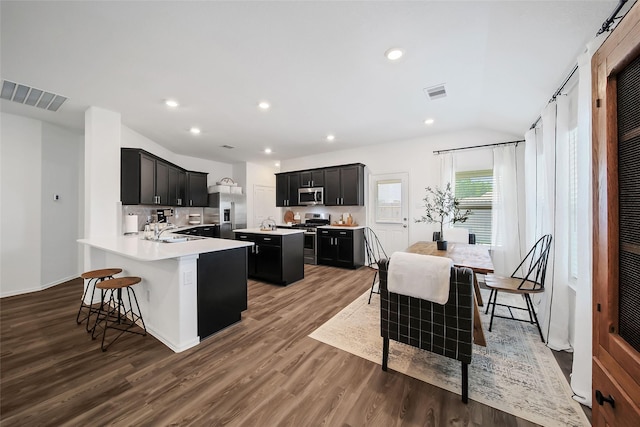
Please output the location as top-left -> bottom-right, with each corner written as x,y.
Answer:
41,122 -> 84,285
1,112 -> 83,297
281,128 -> 521,243
121,126 -> 233,187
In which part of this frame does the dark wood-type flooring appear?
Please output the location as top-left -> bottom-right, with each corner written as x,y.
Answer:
1,265 -> 586,426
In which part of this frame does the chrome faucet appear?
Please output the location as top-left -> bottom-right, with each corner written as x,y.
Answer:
154,222 -> 177,240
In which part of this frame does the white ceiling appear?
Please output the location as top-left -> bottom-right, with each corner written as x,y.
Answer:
0,1 -> 621,165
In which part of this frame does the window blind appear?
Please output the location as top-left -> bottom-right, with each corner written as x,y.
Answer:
568,128 -> 578,281
454,170 -> 493,244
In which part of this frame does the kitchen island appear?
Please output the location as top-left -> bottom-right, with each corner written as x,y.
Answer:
234,228 -> 304,285
78,233 -> 253,352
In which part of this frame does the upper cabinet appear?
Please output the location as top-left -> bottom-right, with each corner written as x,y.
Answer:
168,166 -> 186,207
324,164 -> 364,206
186,171 -> 208,207
275,172 -> 300,207
299,170 -> 324,188
276,163 -> 364,207
121,148 -> 207,207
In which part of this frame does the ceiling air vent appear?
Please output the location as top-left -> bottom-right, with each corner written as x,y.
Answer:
221,144 -> 235,149
424,83 -> 447,100
0,80 -> 67,112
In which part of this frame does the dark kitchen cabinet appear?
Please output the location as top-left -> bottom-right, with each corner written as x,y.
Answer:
317,228 -> 364,269
300,170 -> 324,187
186,171 -> 208,207
168,167 -> 186,206
122,149 -> 173,205
324,164 -> 364,206
235,232 -> 304,285
197,248 -> 247,340
275,172 -> 300,207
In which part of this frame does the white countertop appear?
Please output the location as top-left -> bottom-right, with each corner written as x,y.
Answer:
318,225 -> 366,230
78,234 -> 253,261
233,228 -> 305,236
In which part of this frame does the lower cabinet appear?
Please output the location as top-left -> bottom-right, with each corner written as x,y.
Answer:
197,248 -> 248,340
235,232 -> 304,285
317,228 -> 365,269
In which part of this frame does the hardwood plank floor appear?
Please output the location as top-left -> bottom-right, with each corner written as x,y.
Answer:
1,264 -> 568,426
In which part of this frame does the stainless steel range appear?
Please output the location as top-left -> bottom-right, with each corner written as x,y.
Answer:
291,213 -> 330,265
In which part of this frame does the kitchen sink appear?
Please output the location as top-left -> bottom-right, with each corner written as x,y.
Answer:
148,235 -> 205,243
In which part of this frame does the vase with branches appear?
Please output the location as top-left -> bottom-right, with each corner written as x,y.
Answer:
415,183 -> 471,250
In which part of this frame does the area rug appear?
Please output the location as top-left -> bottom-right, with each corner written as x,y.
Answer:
309,290 -> 589,427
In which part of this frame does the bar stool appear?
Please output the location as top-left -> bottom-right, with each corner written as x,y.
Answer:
76,268 -> 122,331
91,276 -> 147,351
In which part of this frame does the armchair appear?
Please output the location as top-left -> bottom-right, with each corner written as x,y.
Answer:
378,258 -> 475,403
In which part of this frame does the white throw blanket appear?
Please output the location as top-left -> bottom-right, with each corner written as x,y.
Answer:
387,252 -> 453,304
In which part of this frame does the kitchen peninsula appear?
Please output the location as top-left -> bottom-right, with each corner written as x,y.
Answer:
78,234 -> 253,352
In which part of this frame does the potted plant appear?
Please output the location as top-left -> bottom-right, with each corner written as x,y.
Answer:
415,183 -> 471,250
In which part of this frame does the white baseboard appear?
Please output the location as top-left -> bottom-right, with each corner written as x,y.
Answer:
0,275 -> 79,299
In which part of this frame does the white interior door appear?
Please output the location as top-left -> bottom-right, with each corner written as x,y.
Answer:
253,185 -> 277,228
369,172 -> 409,256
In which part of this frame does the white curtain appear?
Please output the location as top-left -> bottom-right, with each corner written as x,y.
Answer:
570,34 -> 606,406
490,145 -> 521,276
440,152 -> 454,191
525,101 -> 572,352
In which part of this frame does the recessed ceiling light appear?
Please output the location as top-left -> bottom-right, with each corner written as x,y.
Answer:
275,162 -> 280,167
190,127 -> 201,134
264,148 -> 272,154
165,99 -> 179,108
424,118 -> 435,125
258,101 -> 270,110
326,134 -> 335,142
385,48 -> 404,61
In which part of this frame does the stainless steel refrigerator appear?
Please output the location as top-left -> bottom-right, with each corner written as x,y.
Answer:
205,192 -> 247,239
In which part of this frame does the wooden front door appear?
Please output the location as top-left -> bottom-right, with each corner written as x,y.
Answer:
592,3 -> 640,426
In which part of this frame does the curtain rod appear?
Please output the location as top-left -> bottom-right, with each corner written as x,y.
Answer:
529,0 -> 628,130
433,139 -> 523,155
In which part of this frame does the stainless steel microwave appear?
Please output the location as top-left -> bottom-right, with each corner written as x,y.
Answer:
298,187 -> 324,206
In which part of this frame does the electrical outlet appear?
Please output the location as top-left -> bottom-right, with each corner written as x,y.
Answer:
53,194 -> 60,201
146,289 -> 150,302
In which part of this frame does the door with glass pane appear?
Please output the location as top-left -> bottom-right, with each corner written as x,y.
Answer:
369,173 -> 409,256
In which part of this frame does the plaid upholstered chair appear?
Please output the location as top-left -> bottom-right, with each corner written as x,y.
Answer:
378,258 -> 475,403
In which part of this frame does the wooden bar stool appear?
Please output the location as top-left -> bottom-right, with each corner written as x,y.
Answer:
91,276 -> 147,351
76,268 -> 122,331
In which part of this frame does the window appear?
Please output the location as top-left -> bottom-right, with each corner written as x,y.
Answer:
454,170 -> 493,244
375,179 -> 402,223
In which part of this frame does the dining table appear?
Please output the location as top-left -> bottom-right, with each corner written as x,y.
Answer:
406,241 -> 494,347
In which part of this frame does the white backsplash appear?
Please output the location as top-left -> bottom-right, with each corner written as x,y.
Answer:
122,205 -> 209,232
281,206 -> 365,225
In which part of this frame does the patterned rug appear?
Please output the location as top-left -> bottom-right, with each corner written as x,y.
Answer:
309,290 -> 589,427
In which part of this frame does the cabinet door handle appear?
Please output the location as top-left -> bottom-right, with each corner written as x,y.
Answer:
337,198 -> 340,204
595,390 -> 615,408
255,245 -> 259,254
264,237 -> 271,241
177,198 -> 182,205
190,200 -> 193,206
